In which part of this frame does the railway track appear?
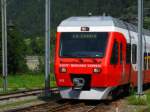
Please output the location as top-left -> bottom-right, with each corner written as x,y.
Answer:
8,100 -> 70,112
9,99 -> 120,112
1,88 -> 126,112
0,88 -> 58,101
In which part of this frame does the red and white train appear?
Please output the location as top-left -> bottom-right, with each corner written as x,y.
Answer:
54,16 -> 150,100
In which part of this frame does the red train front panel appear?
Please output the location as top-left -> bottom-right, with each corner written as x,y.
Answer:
54,31 -> 130,100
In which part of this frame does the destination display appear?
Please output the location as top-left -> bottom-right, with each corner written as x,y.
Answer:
72,33 -> 97,39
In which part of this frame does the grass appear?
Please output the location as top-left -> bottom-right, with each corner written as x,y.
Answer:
128,90 -> 150,106
128,95 -> 148,105
0,73 -> 57,93
126,91 -> 150,112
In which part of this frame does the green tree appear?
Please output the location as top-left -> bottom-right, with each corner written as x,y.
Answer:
0,34 -> 2,73
30,37 -> 44,55
144,17 -> 150,30
0,10 -> 2,74
7,27 -> 28,74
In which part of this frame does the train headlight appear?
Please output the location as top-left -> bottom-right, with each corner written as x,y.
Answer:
59,67 -> 67,73
93,68 -> 101,73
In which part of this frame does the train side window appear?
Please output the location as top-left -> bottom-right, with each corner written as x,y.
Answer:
120,43 -> 122,64
132,44 -> 137,64
111,41 -> 118,64
126,44 -> 131,64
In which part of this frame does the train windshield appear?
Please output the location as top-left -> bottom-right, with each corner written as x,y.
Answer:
60,32 -> 108,58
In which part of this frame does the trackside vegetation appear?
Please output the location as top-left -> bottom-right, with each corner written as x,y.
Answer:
0,73 -> 56,92
128,90 -> 150,112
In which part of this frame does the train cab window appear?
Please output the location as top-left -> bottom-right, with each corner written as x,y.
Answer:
60,32 -> 108,58
111,41 -> 118,64
120,43 -> 123,64
132,44 -> 137,64
126,44 -> 131,64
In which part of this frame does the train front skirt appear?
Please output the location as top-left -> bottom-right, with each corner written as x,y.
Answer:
59,87 -> 112,100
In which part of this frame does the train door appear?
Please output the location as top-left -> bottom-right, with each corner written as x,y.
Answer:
131,43 -> 138,87
143,35 -> 148,83
115,33 -> 127,85
126,43 -> 132,84
110,39 -> 120,85
119,39 -> 126,84
109,33 -> 126,86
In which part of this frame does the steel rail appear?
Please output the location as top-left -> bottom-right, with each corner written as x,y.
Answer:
7,100 -> 69,112
0,88 -> 58,101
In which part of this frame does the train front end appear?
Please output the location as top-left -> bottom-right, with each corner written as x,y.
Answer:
54,17 -> 116,100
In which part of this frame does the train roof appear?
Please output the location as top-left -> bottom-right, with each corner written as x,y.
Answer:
59,16 -> 150,36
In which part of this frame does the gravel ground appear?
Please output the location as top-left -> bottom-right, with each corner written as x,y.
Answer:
93,99 -> 149,112
1,94 -> 150,112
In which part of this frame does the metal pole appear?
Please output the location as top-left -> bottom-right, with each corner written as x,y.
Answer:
1,0 -> 8,92
137,0 -> 143,95
45,0 -> 50,96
